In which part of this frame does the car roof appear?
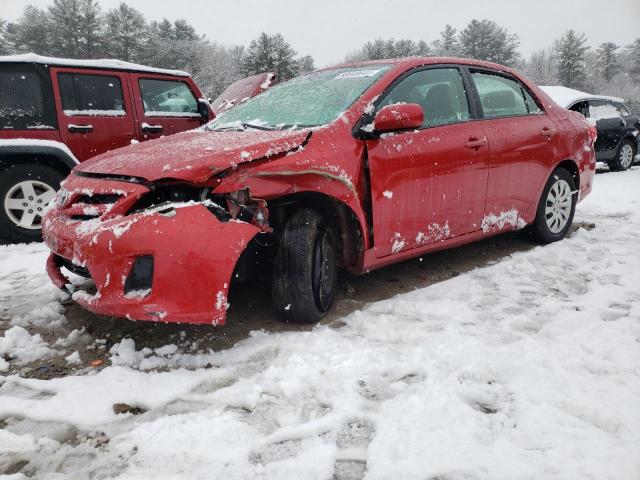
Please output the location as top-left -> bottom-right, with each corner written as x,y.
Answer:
0,53 -> 190,77
540,85 -> 625,109
324,56 -> 520,74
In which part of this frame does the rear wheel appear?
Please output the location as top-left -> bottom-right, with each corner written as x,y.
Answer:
607,139 -> 635,172
529,168 -> 577,244
272,208 -> 337,323
0,163 -> 65,244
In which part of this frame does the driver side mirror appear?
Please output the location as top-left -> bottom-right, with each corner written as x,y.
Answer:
198,98 -> 212,122
373,103 -> 424,133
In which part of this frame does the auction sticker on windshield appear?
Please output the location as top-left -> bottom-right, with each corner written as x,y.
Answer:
334,69 -> 383,79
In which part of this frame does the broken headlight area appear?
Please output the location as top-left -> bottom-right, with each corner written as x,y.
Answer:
129,183 -> 271,232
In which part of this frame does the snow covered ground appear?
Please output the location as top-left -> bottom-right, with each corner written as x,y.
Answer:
1,168 -> 640,479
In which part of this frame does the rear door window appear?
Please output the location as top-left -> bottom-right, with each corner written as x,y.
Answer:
138,79 -> 199,117
378,67 -> 470,128
58,73 -> 126,116
588,100 -> 621,120
0,64 -> 57,130
471,71 -> 542,118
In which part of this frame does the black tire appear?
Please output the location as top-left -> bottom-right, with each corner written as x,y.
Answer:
0,163 -> 65,244
528,168 -> 577,244
272,208 -> 338,323
607,139 -> 635,172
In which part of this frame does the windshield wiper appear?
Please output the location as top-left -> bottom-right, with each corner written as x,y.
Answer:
208,122 -> 276,132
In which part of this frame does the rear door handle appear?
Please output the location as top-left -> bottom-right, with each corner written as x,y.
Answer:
541,127 -> 556,138
465,137 -> 487,149
141,123 -> 163,134
68,124 -> 93,133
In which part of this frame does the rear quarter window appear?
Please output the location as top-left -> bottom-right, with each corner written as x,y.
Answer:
0,64 -> 57,130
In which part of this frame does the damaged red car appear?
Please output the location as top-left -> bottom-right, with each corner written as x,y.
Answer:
42,57 -> 597,325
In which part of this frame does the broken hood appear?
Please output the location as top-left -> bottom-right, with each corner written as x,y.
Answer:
75,129 -> 311,183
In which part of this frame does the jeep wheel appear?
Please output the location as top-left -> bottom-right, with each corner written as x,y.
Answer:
272,208 -> 338,323
0,163 -> 65,244
607,139 -> 635,172
528,168 -> 577,244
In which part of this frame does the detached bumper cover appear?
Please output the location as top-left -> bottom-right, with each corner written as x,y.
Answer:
44,204 -> 260,325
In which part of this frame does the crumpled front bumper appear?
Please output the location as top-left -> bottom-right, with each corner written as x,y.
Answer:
44,203 -> 260,325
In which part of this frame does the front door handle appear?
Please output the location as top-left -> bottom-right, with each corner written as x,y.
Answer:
141,122 -> 163,134
465,137 -> 487,149
68,124 -> 93,133
541,126 -> 556,138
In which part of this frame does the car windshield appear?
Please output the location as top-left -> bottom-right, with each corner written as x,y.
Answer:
206,65 -> 391,131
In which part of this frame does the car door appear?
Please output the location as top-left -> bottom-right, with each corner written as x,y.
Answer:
468,69 -> 557,227
51,67 -> 137,161
130,74 -> 205,140
366,66 -> 489,258
588,99 -> 626,155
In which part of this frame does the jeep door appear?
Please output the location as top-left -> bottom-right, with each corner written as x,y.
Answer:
51,67 -> 137,161
130,74 -> 205,140
366,66 -> 489,258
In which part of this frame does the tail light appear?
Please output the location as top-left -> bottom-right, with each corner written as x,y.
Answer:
588,125 -> 598,144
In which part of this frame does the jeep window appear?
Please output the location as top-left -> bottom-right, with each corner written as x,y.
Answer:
139,79 -> 200,117
0,64 -> 56,130
377,68 -> 470,128
207,65 -> 391,130
471,71 -> 542,118
58,73 -> 126,116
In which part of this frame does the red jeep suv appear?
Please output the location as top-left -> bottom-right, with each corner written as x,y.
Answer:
43,57 -> 597,325
0,53 -> 214,243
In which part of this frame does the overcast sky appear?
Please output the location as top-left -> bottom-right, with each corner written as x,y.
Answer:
2,0 -> 639,66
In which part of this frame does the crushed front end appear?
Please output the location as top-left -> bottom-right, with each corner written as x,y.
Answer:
42,172 -> 267,325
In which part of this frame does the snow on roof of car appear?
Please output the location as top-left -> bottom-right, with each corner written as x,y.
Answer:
0,53 -> 190,77
540,85 -> 625,109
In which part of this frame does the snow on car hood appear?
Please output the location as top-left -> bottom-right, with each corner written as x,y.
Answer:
76,129 -> 312,182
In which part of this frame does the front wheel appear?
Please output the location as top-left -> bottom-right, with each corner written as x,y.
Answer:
607,139 -> 635,172
0,163 -> 65,244
528,168 -> 577,244
272,208 -> 338,323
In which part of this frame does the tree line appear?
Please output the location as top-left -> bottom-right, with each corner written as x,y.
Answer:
347,21 -> 640,111
0,0 -> 315,99
1,3 -> 639,110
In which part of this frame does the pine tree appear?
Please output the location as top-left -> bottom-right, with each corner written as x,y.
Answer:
243,33 -> 300,81
48,0 -> 84,57
0,19 -> 10,55
459,19 -> 520,66
13,6 -> 51,55
595,42 -> 619,83
173,19 -> 198,41
103,3 -> 146,61
433,25 -> 459,56
554,30 -> 589,89
627,38 -> 640,78
79,0 -> 102,57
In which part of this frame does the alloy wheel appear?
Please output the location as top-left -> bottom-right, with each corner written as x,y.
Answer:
620,144 -> 634,169
545,179 -> 572,234
4,180 -> 56,230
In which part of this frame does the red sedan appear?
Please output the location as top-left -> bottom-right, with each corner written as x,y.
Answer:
42,57 -> 597,325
